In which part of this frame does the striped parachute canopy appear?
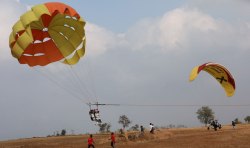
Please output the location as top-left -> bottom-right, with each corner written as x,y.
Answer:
189,62 -> 236,97
9,2 -> 86,66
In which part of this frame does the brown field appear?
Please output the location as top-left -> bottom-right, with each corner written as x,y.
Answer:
1,124 -> 250,148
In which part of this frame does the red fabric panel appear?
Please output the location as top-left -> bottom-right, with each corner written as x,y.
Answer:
18,39 -> 63,66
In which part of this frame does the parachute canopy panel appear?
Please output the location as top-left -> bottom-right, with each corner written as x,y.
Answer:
189,62 -> 236,97
9,2 -> 86,67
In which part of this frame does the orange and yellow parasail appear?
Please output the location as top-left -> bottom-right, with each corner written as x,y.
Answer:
9,2 -> 86,66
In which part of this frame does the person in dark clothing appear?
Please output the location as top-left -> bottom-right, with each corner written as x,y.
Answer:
140,125 -> 144,134
232,121 -> 236,129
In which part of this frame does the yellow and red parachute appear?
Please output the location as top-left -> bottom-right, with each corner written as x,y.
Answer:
9,2 -> 86,66
189,62 -> 236,97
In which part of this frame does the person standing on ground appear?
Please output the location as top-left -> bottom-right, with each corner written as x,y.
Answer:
110,132 -> 116,148
149,123 -> 155,134
140,125 -> 144,134
232,121 -> 236,129
88,134 -> 95,148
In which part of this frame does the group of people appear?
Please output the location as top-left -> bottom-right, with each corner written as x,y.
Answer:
87,123 -> 155,147
139,123 -> 155,135
207,119 -> 237,131
89,109 -> 102,124
87,120 -> 237,147
207,119 -> 222,131
87,132 -> 116,148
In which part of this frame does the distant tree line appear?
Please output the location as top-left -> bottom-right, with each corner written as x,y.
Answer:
196,106 -> 250,125
48,111 -> 250,138
244,116 -> 250,123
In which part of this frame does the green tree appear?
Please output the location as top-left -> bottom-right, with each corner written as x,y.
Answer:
61,129 -> 66,136
118,115 -> 131,129
106,123 -> 111,132
130,124 -> 139,131
196,106 -> 214,126
99,123 -> 107,133
98,123 -> 111,133
244,116 -> 250,123
234,118 -> 242,124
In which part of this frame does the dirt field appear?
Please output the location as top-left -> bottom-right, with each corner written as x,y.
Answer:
1,124 -> 250,148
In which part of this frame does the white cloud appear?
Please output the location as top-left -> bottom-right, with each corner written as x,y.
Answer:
122,7 -> 250,54
85,22 -> 117,57
157,8 -> 218,50
0,0 -> 26,61
123,7 -> 220,51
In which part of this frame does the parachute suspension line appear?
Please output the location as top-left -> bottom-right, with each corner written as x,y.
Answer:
106,103 -> 250,107
63,65 -> 93,103
33,67 -> 83,102
79,102 -> 250,108
32,67 -> 89,105
85,59 -> 98,103
56,65 -> 87,98
69,65 -> 96,103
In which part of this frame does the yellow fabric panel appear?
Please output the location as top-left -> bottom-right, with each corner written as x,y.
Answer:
204,66 -> 227,80
31,4 -> 50,18
26,26 -> 33,40
12,21 -> 25,35
30,20 -> 44,30
79,17 -> 86,24
19,4 -> 50,29
57,39 -> 76,56
62,50 -> 82,65
48,13 -> 85,59
62,53 -> 79,65
48,29 -> 75,56
50,15 -> 85,31
189,66 -> 199,81
203,65 -> 234,97
189,63 -> 235,97
68,32 -> 84,48
16,31 -> 33,51
9,33 -> 15,46
224,84 -> 234,97
20,10 -> 39,28
10,22 -> 34,59
11,43 -> 24,58
79,38 -> 86,58
51,26 -> 83,48
62,40 -> 85,65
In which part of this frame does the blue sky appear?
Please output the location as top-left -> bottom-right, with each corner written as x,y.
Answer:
0,0 -> 250,140
20,0 -> 187,33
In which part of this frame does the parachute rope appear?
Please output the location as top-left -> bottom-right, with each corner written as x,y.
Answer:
33,67 -> 89,105
64,65 -> 93,102
94,103 -> 250,107
81,59 -> 98,103
69,65 -> 96,101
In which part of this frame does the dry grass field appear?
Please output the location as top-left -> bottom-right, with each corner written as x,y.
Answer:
1,124 -> 250,148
